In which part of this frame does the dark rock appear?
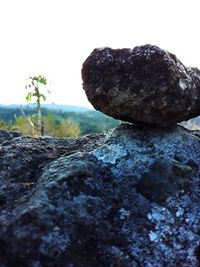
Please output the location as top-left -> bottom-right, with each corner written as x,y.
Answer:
0,125 -> 199,266
0,129 -> 21,143
82,44 -> 200,126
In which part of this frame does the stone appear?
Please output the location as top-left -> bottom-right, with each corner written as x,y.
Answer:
82,44 -> 200,126
0,125 -> 199,266
0,129 -> 21,143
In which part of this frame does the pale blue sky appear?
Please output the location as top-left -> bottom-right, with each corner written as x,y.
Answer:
0,0 -> 200,107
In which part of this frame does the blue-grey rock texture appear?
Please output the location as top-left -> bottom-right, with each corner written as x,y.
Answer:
0,125 -> 199,266
82,44 -> 200,126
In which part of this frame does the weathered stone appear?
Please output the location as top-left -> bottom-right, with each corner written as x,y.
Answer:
0,129 -> 21,143
0,125 -> 199,266
82,44 -> 200,126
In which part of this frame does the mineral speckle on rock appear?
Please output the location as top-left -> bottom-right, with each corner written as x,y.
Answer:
0,125 -> 199,266
82,44 -> 200,126
0,44 -> 200,267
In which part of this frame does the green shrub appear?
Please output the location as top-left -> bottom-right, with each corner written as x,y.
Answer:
12,114 -> 80,138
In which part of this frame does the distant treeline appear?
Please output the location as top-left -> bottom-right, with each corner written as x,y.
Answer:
0,105 -> 120,136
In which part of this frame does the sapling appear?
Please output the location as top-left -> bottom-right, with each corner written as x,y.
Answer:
25,75 -> 50,136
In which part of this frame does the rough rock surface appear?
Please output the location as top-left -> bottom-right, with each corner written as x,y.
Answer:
82,44 -> 200,126
0,126 -> 199,266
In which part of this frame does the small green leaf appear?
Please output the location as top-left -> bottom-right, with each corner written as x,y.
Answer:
26,92 -> 32,102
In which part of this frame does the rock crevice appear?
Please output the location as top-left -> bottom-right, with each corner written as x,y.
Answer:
0,44 -> 200,266
0,125 -> 199,266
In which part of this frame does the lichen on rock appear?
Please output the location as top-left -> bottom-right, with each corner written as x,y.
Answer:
0,125 -> 199,266
0,44 -> 200,266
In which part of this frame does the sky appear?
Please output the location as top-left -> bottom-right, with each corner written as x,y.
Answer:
0,0 -> 200,108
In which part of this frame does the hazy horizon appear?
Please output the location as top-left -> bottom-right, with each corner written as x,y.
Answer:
1,0 -> 200,108
0,102 -> 94,109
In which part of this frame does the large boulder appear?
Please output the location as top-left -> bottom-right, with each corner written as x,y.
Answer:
0,126 -> 199,266
82,44 -> 200,126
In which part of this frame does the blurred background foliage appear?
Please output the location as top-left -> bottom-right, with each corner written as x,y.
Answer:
0,105 -> 120,137
11,114 -> 80,137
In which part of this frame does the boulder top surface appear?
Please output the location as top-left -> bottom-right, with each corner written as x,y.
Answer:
0,125 -> 199,266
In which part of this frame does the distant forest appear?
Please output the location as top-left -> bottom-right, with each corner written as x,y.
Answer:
0,105 -> 120,136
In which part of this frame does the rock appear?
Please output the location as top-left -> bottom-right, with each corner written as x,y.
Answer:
82,44 -> 200,126
0,125 -> 199,266
181,116 -> 200,131
0,129 -> 21,143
